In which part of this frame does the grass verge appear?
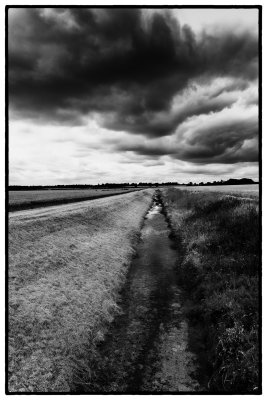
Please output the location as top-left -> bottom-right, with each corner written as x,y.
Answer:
8,189 -> 153,392
160,188 -> 260,393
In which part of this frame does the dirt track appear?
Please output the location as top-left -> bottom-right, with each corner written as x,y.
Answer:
75,191 -> 202,393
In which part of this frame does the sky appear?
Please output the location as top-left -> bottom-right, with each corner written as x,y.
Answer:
8,7 -> 259,185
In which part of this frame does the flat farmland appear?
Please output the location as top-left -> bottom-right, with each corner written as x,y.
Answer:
9,188 -> 141,211
8,185 -> 260,393
178,184 -> 259,195
8,189 -> 153,392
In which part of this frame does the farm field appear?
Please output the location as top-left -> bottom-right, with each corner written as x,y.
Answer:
8,189 -> 153,392
8,188 -> 141,211
160,187 -> 260,392
8,185 -> 260,393
178,184 -> 259,194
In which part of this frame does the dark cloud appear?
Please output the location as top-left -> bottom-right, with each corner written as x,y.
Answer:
9,7 -> 259,166
175,126 -> 258,164
9,9 -> 258,131
114,110 -> 258,164
118,142 -> 176,157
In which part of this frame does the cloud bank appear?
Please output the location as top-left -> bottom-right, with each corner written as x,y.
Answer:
8,8 -> 259,183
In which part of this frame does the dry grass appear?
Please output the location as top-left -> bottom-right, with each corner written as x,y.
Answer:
8,189 -> 153,392
160,188 -> 260,393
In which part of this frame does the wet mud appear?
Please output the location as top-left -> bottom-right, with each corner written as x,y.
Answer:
76,191 -> 202,393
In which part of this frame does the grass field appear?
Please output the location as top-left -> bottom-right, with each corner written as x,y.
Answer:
8,188 -> 141,211
8,189 -> 153,392
160,187 -> 260,392
178,184 -> 259,194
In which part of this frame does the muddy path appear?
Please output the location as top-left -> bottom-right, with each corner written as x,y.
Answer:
76,190 -> 202,393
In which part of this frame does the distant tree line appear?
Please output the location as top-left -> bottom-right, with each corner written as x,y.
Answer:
186,178 -> 257,187
8,178 -> 257,191
8,182 -> 180,190
8,183 -> 159,190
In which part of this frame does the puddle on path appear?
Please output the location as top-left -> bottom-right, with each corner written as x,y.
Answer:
77,191 -> 201,393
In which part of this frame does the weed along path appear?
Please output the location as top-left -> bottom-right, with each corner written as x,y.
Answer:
77,191 -> 201,393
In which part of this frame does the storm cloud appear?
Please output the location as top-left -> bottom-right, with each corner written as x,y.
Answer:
8,7 -> 259,182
